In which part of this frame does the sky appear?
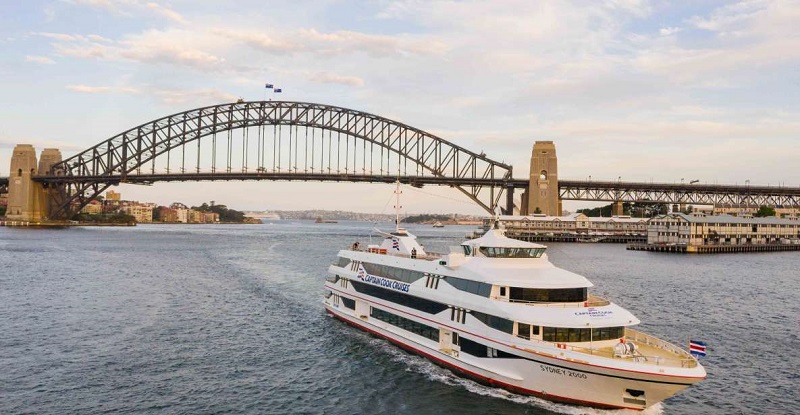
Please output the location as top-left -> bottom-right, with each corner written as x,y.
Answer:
1,0 -> 799,214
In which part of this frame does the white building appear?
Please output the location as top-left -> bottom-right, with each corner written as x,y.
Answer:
647,213 -> 800,246
497,213 -> 648,237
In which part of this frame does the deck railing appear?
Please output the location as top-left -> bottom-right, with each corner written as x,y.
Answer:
345,245 -> 444,260
504,294 -> 611,308
623,328 -> 698,368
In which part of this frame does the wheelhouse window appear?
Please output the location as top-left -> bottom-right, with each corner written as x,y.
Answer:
509,287 -> 587,303
479,247 -> 545,258
542,326 -> 624,342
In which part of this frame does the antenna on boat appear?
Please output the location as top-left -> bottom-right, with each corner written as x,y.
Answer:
393,180 -> 402,233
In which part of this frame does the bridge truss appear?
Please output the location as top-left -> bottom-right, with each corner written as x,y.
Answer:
557,180 -> 800,207
38,101 -> 513,219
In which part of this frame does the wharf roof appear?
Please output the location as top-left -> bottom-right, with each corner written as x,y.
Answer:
658,213 -> 800,226
499,213 -> 647,223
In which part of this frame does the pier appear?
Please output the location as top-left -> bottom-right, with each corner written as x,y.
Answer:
509,233 -> 645,244
627,243 -> 800,254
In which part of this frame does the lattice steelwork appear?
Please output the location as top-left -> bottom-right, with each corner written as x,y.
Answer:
39,101 -> 513,219
558,180 -> 800,207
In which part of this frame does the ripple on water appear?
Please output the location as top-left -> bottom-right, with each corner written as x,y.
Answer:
1,223 -> 799,414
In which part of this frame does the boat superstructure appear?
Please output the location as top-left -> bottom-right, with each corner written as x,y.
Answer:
323,187 -> 705,410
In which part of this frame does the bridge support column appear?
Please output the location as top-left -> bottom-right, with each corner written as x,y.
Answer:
504,185 -> 514,215
527,141 -> 561,216
612,201 -> 624,216
5,145 -> 62,222
6,145 -> 45,221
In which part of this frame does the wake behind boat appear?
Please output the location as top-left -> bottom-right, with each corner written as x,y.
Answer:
323,185 -> 705,410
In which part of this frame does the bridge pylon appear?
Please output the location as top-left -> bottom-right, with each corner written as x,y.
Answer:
526,141 -> 561,216
6,145 -> 62,222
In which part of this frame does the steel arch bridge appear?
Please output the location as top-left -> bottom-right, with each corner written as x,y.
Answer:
37,101 -> 514,219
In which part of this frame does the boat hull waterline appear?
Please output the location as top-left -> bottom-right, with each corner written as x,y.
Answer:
324,299 -> 700,411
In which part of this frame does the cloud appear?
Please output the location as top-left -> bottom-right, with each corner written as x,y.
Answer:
64,84 -> 238,105
212,28 -> 298,54
659,26 -> 681,36
66,85 -> 141,94
145,2 -> 187,24
25,55 -> 55,64
153,88 -> 238,105
308,72 -> 364,87
213,27 -> 448,58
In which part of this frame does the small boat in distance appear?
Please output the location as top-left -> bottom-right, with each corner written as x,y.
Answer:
315,217 -> 338,224
432,221 -> 444,228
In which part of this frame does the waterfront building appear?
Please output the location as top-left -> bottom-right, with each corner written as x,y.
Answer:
122,204 -> 154,223
646,213 -> 800,246
106,190 -> 121,201
158,206 -> 178,223
711,204 -> 800,218
80,200 -> 103,215
496,213 -> 648,240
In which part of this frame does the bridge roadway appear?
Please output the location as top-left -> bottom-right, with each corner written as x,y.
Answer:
7,173 -> 798,208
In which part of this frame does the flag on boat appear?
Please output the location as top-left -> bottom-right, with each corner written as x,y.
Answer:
274,88 -> 282,93
265,83 -> 273,89
689,340 -> 707,357
391,238 -> 400,250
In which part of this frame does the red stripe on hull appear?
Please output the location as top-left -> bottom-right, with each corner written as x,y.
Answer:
327,309 -> 643,411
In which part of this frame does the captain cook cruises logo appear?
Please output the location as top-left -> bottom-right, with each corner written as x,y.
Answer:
356,264 -> 410,293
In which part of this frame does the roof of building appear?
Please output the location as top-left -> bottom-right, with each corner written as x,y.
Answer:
656,212 -> 800,225
499,214 -> 647,223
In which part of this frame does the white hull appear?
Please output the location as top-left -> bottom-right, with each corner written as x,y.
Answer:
324,295 -> 699,410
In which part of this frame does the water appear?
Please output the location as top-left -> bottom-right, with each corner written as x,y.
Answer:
1,222 -> 798,414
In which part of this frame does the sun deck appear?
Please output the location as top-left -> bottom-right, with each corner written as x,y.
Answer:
561,328 -> 698,368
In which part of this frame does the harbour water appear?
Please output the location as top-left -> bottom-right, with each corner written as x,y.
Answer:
1,221 -> 798,414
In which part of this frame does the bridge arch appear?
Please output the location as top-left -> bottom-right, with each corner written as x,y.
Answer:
44,101 -> 513,219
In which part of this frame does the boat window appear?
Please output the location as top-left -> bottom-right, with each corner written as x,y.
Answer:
336,257 -> 351,267
509,287 -> 587,303
362,262 -> 425,284
517,322 -> 531,340
459,337 -> 523,359
471,311 -> 514,335
341,297 -> 355,310
370,307 -> 438,342
351,280 -> 449,315
478,247 -> 545,258
542,326 -> 624,342
462,245 -> 472,256
445,276 -> 492,297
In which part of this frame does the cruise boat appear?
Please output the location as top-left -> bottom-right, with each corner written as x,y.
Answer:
323,192 -> 705,410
